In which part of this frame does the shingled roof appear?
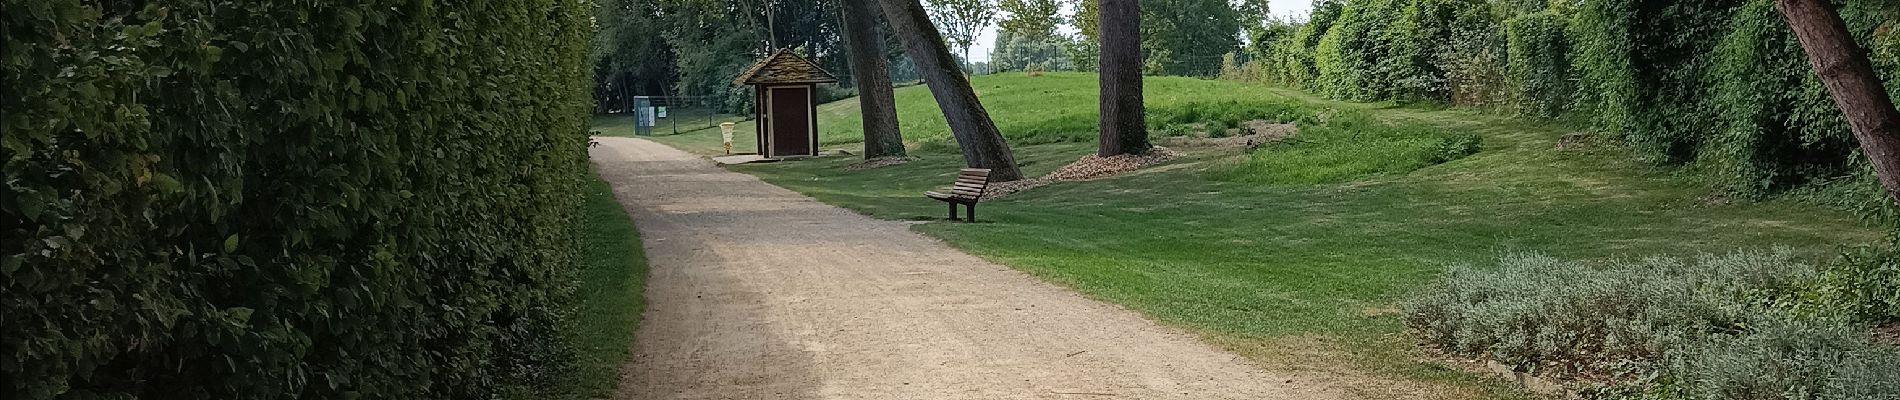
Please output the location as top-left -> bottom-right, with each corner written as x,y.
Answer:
732,49 -> 839,85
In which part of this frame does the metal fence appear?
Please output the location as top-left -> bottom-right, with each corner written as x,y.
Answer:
629,95 -> 730,136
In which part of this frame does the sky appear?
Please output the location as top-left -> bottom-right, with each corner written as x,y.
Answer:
965,0 -> 1315,62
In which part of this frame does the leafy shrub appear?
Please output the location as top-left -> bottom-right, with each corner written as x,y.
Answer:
1235,0 -> 1900,205
1406,250 -> 1900,399
1504,11 -> 1572,118
1313,0 -> 1399,100
1429,132 -> 1484,163
725,84 -> 757,114
1701,0 -> 1865,195
2,0 -> 594,398
1390,0 -> 1494,101
1791,240 -> 1900,323
1441,34 -> 1512,109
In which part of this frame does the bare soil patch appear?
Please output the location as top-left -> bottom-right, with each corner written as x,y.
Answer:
1877,322 -> 1900,346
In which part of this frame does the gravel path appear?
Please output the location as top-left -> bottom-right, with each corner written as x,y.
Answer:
591,137 -> 1341,400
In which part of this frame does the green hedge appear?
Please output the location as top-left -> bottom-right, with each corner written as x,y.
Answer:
1505,11 -> 1571,118
2,0 -> 594,398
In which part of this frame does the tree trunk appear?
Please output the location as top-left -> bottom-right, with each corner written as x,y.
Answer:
874,0 -> 1025,181
1097,0 -> 1150,156
843,0 -> 907,159
1775,0 -> 1900,204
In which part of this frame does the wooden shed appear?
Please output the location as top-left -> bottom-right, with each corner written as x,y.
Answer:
733,49 -> 838,158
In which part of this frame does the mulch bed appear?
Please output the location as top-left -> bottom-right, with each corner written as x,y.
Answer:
982,146 -> 1182,199
1877,322 -> 1900,346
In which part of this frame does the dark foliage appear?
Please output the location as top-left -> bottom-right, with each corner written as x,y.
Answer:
2,0 -> 594,398
1245,0 -> 1899,200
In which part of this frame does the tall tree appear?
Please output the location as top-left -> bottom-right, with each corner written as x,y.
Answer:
998,0 -> 1064,37
1141,0 -> 1241,76
1069,0 -> 1242,76
995,0 -> 1068,72
1235,0 -> 1283,58
923,0 -> 996,66
876,0 -> 1026,181
992,29 -> 1073,71
592,0 -> 676,113
1775,0 -> 1900,203
1098,0 -> 1151,156
1066,0 -> 1103,69
843,0 -> 908,158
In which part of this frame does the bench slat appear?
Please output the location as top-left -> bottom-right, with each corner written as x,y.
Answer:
931,168 -> 993,207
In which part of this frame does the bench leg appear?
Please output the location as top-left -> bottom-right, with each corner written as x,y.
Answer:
948,202 -> 958,220
965,203 -> 976,222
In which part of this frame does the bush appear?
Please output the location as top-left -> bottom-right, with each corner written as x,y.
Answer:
2,0 -> 594,398
1235,0 -> 1900,204
1701,0 -> 1865,195
1646,317 -> 1900,400
1405,250 -> 1900,399
1504,11 -> 1572,118
1792,240 -> 1900,323
1405,251 -> 1807,377
1313,0 -> 1399,100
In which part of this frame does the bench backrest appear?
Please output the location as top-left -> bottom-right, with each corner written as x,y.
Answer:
949,168 -> 992,200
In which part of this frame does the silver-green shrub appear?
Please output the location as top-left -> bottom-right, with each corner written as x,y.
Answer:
1405,250 -> 1811,377
1651,317 -> 1898,400
1407,250 -> 1900,399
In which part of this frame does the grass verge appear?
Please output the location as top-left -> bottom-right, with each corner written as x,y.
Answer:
557,173 -> 647,399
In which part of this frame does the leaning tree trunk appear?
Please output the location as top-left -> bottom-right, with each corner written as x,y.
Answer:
1776,0 -> 1900,204
843,0 -> 907,159
1097,0 -> 1150,156
873,0 -> 1025,181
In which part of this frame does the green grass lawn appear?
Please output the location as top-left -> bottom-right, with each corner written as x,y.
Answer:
558,173 -> 648,399
594,72 -> 1886,399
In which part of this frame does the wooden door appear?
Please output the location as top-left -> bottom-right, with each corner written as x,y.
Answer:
767,86 -> 813,157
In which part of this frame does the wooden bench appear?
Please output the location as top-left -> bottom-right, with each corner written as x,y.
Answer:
926,168 -> 991,222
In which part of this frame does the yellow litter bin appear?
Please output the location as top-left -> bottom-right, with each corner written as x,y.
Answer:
719,122 -> 737,155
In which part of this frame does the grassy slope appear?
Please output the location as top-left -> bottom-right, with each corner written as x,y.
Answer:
608,72 -> 1883,399
560,174 -> 648,399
